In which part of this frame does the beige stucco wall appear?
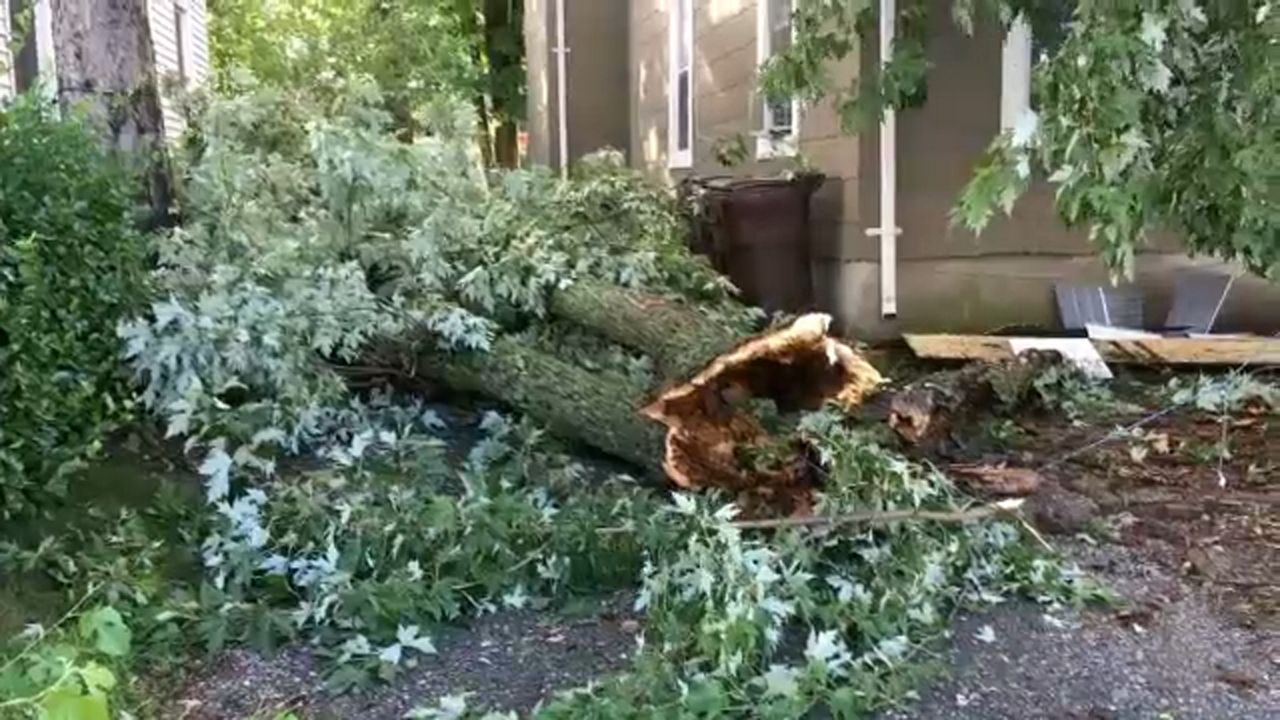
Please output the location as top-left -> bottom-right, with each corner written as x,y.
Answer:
823,255 -> 1280,337
628,0 -> 862,256
565,0 -> 629,160
855,5 -> 1130,263
584,1 -> 1280,338
835,1 -> 1280,338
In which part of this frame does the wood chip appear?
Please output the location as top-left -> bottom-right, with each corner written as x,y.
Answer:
949,463 -> 1045,496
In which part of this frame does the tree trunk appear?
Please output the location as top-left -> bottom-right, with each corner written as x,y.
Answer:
885,350 -> 1061,452
412,334 -> 666,474
548,281 -> 751,382
398,290 -> 883,515
50,0 -> 171,227
482,0 -> 522,168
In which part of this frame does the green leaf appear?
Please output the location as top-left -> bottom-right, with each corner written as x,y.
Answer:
38,688 -> 110,720
78,607 -> 132,658
78,663 -> 117,695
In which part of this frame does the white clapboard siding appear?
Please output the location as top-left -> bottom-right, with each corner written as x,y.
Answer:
148,0 -> 210,139
0,1 -> 13,101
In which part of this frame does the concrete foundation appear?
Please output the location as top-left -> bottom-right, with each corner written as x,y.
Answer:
814,254 -> 1280,341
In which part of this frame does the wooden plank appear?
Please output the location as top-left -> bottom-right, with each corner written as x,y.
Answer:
1095,337 -> 1280,366
906,334 -> 1280,367
903,334 -> 1015,362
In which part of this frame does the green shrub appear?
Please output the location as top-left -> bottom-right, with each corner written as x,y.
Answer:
0,94 -> 151,517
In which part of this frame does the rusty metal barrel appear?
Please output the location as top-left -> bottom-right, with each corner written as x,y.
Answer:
689,173 -> 824,313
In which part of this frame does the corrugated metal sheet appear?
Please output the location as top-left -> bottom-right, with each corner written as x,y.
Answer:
1165,270 -> 1236,334
1054,283 -> 1145,330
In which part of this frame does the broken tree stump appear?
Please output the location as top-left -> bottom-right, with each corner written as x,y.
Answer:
400,290 -> 884,512
886,350 -> 1062,449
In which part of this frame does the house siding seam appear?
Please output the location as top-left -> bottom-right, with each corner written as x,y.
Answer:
0,1 -> 12,99
148,0 -> 210,140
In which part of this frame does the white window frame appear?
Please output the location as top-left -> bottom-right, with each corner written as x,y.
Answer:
174,0 -> 191,86
1000,15 -> 1033,132
0,5 -> 12,98
667,0 -> 694,169
33,0 -> 55,86
756,0 -> 799,159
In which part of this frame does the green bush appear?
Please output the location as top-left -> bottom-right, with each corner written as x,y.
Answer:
0,94 -> 151,517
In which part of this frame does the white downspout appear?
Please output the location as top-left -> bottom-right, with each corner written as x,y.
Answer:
865,0 -> 900,318
553,0 -> 569,177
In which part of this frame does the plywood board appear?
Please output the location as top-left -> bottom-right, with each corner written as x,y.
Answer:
1095,337 -> 1280,366
905,334 -> 1280,366
903,335 -> 1016,362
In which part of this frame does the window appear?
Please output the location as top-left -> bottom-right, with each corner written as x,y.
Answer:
757,0 -> 798,158
7,0 -> 55,95
667,0 -> 693,168
999,16 -> 1032,132
10,0 -> 38,92
1001,5 -> 1072,132
174,1 -> 189,84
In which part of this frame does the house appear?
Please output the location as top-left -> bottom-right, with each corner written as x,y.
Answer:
1,0 -> 210,139
525,0 -> 1280,339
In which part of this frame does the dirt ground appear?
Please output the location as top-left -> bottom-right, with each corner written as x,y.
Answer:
172,594 -> 639,719
879,383 -> 1279,719
170,377 -> 1280,719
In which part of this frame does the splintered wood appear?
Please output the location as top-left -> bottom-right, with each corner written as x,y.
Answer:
640,313 -> 884,515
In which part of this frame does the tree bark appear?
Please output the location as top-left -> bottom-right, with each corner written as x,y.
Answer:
548,281 -> 751,382
50,0 -> 171,226
482,0 -> 521,168
400,290 -> 883,516
412,334 -> 666,474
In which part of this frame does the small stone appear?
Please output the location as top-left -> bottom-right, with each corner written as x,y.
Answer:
1026,482 -> 1099,535
620,619 -> 640,633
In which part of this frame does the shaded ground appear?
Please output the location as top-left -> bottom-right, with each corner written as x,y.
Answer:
880,540 -> 1279,719
879,378 -> 1279,719
172,594 -> 639,719
6,373 -> 1276,718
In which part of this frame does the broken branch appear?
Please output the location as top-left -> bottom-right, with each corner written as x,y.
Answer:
727,498 -> 1026,531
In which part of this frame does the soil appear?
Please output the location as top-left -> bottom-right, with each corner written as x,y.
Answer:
171,594 -> 639,719
878,382 -> 1279,719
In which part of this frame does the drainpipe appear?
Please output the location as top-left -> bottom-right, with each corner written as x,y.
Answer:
553,0 -> 569,177
865,0 -> 900,318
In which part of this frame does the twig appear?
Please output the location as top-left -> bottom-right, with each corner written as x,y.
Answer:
727,498 -> 1026,531
0,582 -> 100,677
1038,407 -> 1175,472
1013,514 -> 1055,552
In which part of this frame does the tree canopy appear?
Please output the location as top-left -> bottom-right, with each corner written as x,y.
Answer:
763,0 -> 1278,280
206,0 -> 524,159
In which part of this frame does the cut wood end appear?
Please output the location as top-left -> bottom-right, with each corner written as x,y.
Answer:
641,313 -> 885,425
638,313 -> 886,514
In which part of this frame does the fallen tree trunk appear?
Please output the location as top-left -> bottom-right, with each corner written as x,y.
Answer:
548,281 -> 751,381
397,289 -> 885,513
408,334 -> 667,474
381,283 -> 1066,514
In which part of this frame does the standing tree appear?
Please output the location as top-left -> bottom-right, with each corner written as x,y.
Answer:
206,0 -> 525,158
49,0 -> 172,224
762,0 -> 1278,280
